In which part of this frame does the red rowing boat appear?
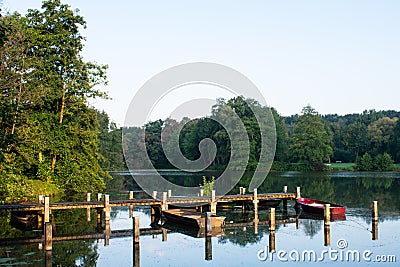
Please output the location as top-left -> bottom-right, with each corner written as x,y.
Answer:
296,198 -> 346,215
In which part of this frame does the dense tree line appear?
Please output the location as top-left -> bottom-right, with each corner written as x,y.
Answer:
118,96 -> 399,173
0,0 -> 109,203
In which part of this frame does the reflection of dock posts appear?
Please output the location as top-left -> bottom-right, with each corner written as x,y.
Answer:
205,212 -> 212,236
205,212 -> 213,260
269,230 -> 276,252
323,204 -> 331,246
269,208 -> 276,231
152,191 -> 157,199
133,243 -> 140,267
324,204 -> 331,226
254,219 -> 259,234
205,236 -> 212,261
133,217 -> 140,243
45,250 -> 52,267
296,186 -> 301,198
282,186 -> 288,216
372,201 -> 378,240
86,193 -> 91,222
324,225 -> 331,246
162,228 -> 167,242
129,191 -> 134,218
133,218 -> 140,267
253,189 -> 259,223
162,192 -> 168,211
210,190 -> 217,215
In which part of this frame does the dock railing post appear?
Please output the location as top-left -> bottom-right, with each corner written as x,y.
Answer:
97,193 -> 102,201
133,217 -> 140,243
152,191 -> 157,199
269,207 -> 276,231
296,186 -> 301,198
372,201 -> 378,240
104,194 -> 110,222
38,195 -> 44,228
282,186 -> 288,216
210,190 -> 216,215
44,197 -> 50,224
283,185 -> 287,193
253,189 -> 259,222
200,189 -> 204,197
168,190 -> 172,198
129,191 -> 134,218
86,193 -> 91,222
162,192 -> 168,211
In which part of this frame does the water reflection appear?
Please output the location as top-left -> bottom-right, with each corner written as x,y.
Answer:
1,172 -> 400,266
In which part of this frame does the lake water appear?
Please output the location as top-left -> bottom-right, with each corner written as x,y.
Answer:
1,171 -> 399,266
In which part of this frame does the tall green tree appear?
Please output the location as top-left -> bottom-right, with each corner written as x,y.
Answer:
289,105 -> 333,170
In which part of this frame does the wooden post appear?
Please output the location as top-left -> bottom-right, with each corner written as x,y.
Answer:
133,217 -> 140,243
372,201 -> 378,240
167,189 -> 172,198
86,193 -> 91,222
269,230 -> 276,252
45,222 -> 52,251
38,195 -> 43,229
253,189 -> 259,222
269,208 -> 276,231
97,193 -> 102,201
254,219 -> 259,234
104,194 -> 110,222
283,185 -> 287,193
129,191 -> 134,218
152,191 -> 157,199
200,189 -> 204,197
210,190 -> 216,215
324,204 -> 331,226
239,187 -> 243,195
162,192 -> 168,211
324,225 -> 331,246
44,197 -> 50,224
296,186 -> 301,198
205,212 -> 212,236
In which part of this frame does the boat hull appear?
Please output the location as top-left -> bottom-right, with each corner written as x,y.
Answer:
163,209 -> 225,229
296,198 -> 346,215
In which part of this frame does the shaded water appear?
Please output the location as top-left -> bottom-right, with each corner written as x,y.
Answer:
1,171 -> 400,266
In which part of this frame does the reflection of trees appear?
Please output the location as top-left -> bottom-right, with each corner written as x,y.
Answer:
302,219 -> 322,238
53,241 -> 99,266
219,228 -> 265,247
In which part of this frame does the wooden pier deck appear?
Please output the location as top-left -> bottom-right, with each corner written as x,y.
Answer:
0,192 -> 297,212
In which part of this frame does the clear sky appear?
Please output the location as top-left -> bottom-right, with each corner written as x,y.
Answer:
3,0 -> 400,125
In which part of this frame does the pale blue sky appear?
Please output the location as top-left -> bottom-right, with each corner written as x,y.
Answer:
3,0 -> 400,125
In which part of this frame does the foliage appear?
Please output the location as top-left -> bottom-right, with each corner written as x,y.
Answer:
289,105 -> 333,170
201,176 -> 215,196
357,152 -> 394,171
0,0 -> 109,201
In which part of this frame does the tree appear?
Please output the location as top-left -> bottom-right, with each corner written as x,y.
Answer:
357,152 -> 373,171
367,117 -> 398,156
342,122 -> 368,162
289,105 -> 333,170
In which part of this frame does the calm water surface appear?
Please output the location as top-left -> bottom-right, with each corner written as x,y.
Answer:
1,171 -> 399,266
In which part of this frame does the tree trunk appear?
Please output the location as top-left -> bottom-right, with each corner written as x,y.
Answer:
51,80 -> 67,172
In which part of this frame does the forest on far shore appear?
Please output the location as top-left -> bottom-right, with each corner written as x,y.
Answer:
100,96 -> 400,173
